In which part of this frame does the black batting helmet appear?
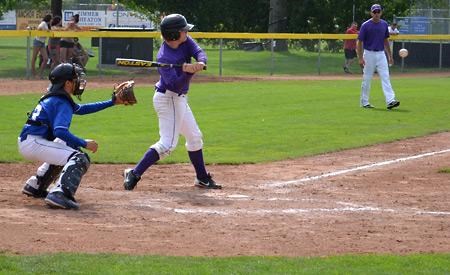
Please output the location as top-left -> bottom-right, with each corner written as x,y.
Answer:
49,63 -> 77,84
49,63 -> 86,99
160,14 -> 194,41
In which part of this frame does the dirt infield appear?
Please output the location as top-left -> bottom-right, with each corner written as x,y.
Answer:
1,132 -> 449,256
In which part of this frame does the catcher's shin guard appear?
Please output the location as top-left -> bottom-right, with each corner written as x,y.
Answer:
56,152 -> 90,200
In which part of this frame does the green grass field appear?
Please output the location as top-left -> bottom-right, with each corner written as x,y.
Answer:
1,253 -> 449,274
2,77 -> 449,164
1,37 -> 448,78
1,37 -> 449,273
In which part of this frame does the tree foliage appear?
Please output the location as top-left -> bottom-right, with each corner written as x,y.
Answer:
2,0 -> 444,34
0,0 -> 49,15
124,0 -> 416,33
126,0 -> 270,32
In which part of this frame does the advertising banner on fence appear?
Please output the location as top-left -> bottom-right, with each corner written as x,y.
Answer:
0,10 -> 16,30
63,9 -> 154,30
398,16 -> 430,34
106,10 -> 154,29
63,10 -> 106,29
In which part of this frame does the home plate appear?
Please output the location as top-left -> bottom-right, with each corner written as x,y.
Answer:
227,194 -> 250,199
202,193 -> 250,199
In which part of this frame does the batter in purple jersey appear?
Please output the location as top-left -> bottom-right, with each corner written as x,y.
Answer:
357,4 -> 400,110
123,14 -> 222,190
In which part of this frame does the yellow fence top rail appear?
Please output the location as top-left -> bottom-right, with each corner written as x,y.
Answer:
1,30 -> 450,41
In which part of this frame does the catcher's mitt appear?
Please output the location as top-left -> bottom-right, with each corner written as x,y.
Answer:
113,80 -> 137,105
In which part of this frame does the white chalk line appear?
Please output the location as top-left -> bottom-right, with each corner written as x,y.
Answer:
264,148 -> 450,189
129,148 -> 450,217
132,198 -> 450,217
134,203 -> 450,217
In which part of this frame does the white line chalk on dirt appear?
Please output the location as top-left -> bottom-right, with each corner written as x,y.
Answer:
142,204 -> 450,217
263,148 -> 450,189
133,198 -> 450,217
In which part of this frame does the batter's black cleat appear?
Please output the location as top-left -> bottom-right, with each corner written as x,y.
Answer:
45,191 -> 79,210
22,176 -> 48,198
387,100 -> 400,110
123,169 -> 141,190
195,173 -> 222,189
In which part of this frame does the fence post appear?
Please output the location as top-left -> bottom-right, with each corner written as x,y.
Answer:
439,40 -> 442,70
98,37 -> 103,77
317,39 -> 321,75
270,39 -> 274,75
26,28 -> 31,79
219,38 -> 223,77
401,41 -> 405,72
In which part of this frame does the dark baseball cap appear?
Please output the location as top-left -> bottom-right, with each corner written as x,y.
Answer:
160,14 -> 194,32
371,4 -> 382,12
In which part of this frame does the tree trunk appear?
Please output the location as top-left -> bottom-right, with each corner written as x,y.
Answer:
51,0 -> 62,18
268,0 -> 288,51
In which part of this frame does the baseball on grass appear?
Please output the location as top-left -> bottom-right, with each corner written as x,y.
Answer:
399,48 -> 409,58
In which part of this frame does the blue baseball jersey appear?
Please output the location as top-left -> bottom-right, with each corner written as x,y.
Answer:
19,92 -> 114,149
358,19 -> 389,51
155,35 -> 207,95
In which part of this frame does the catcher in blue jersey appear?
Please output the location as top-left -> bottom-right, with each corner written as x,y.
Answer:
18,63 -> 136,210
122,14 -> 221,190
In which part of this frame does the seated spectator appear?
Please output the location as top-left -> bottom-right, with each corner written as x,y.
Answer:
60,14 -> 81,63
72,38 -> 89,68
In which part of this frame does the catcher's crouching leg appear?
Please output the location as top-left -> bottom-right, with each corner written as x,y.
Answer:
45,152 -> 90,210
22,164 -> 63,198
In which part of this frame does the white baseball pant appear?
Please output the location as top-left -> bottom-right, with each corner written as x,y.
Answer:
360,49 -> 396,106
18,136 -> 78,166
151,90 -> 203,159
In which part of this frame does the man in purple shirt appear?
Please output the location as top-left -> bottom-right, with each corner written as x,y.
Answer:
357,4 -> 400,110
123,14 -> 222,190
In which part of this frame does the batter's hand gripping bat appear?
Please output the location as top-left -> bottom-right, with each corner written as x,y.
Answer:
115,58 -> 207,70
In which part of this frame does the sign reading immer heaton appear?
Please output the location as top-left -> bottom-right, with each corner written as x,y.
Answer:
63,10 -> 154,29
14,9 -> 154,30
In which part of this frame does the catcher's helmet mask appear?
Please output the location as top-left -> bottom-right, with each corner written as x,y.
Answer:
160,14 -> 194,41
49,63 -> 86,100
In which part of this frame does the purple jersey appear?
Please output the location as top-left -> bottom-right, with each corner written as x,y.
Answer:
155,36 -> 207,95
358,19 -> 389,51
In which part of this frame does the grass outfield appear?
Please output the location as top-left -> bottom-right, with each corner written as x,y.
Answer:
1,37 -> 449,78
1,77 -> 449,164
0,253 -> 449,274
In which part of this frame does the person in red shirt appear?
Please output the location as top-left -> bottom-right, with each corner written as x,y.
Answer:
343,22 -> 358,74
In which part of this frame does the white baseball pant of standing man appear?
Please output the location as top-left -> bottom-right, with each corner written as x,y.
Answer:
360,50 -> 396,105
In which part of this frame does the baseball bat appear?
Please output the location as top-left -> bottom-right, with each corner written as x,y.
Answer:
115,58 -> 207,70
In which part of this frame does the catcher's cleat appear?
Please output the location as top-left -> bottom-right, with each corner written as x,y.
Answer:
123,169 -> 141,190
387,100 -> 400,110
45,191 -> 79,210
22,176 -> 48,198
195,173 -> 222,189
